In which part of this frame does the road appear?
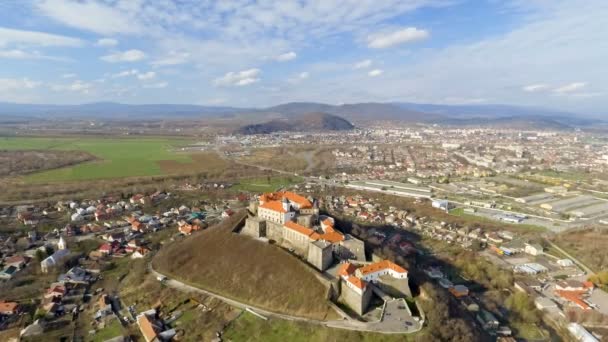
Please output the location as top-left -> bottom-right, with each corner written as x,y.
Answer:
544,239 -> 595,275
148,263 -> 419,334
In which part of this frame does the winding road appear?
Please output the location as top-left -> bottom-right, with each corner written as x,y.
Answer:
148,263 -> 421,334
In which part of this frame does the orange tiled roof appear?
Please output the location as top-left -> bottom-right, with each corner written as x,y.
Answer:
556,290 -> 591,310
319,231 -> 344,243
346,276 -> 366,290
284,221 -> 315,237
260,191 -> 312,209
0,301 -> 18,313
259,201 -> 287,213
137,314 -> 160,342
338,263 -> 357,277
281,191 -> 312,208
359,260 -> 407,276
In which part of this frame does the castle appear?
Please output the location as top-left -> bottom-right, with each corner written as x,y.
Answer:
243,191 -> 410,315
243,191 -> 364,271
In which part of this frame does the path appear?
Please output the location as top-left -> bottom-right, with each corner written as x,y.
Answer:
148,263 -> 419,334
544,239 -> 595,275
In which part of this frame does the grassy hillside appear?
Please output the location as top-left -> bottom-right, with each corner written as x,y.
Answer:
153,212 -> 337,320
0,137 -> 229,182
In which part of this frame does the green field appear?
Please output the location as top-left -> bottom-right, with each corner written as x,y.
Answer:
0,136 -> 193,182
232,176 -> 304,193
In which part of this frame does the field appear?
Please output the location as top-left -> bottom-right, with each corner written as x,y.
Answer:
153,212 -> 338,320
0,136 -> 222,182
232,176 -> 303,193
553,228 -> 608,272
224,312 -> 414,342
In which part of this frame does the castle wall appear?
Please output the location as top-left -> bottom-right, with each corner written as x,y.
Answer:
307,241 -> 333,271
341,281 -> 372,315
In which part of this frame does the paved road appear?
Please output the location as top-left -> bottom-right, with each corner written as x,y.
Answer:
148,263 -> 417,334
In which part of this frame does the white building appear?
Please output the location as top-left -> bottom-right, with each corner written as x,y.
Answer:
524,243 -> 543,256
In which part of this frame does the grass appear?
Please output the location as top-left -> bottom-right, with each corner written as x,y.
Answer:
0,136 -> 200,182
449,208 -> 546,233
224,312 -> 415,342
90,318 -> 124,342
513,322 -> 547,340
232,176 -> 304,193
153,212 -> 338,321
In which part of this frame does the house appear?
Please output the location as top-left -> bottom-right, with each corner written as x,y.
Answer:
0,301 -> 19,315
477,309 -> 500,331
58,267 -> 91,285
556,280 -> 593,293
137,309 -> 176,342
0,266 -> 19,280
449,284 -> 469,298
45,285 -> 66,301
524,243 -> 543,256
4,255 -> 29,270
557,259 -> 575,267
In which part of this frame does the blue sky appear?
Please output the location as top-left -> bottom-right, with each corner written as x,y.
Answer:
0,0 -> 606,114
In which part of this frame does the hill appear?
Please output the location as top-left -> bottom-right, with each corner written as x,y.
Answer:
152,212 -> 337,320
266,102 -> 440,122
237,112 -> 354,134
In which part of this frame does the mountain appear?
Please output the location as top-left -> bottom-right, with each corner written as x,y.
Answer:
0,101 -> 602,128
0,102 -> 243,120
266,102 -> 441,122
237,112 -> 354,134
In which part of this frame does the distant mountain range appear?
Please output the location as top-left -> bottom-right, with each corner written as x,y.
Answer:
0,101 -> 602,130
237,112 -> 354,134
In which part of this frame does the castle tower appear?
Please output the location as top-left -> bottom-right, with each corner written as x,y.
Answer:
282,197 -> 290,212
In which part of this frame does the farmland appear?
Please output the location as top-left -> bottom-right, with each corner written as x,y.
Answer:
0,136 -> 223,182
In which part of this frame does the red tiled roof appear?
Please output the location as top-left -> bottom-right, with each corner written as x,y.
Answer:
359,260 -> 407,276
284,221 -> 315,237
0,301 -> 18,313
556,290 -> 591,310
346,276 -> 366,290
137,314 -> 160,342
260,191 -> 312,209
338,263 -> 357,277
259,201 -> 287,213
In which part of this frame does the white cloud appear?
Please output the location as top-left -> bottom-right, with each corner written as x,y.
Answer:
112,69 -> 139,78
288,71 -> 310,84
143,82 -> 168,89
368,69 -> 384,77
96,38 -> 118,47
62,73 -> 76,79
37,0 -> 143,35
214,68 -> 261,87
274,51 -> 297,62
0,27 -> 82,47
51,80 -> 92,94
354,59 -> 373,69
523,84 -> 549,92
367,27 -> 429,48
151,51 -> 190,66
101,49 -> 146,63
137,71 -> 156,80
554,82 -> 586,94
0,78 -> 42,91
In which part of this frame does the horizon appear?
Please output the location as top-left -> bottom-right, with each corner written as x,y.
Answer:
0,1 -> 606,113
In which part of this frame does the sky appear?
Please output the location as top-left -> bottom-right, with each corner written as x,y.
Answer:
0,0 -> 606,114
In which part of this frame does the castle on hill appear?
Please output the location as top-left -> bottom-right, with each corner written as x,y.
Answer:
243,191 -> 365,271
243,191 -> 411,315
